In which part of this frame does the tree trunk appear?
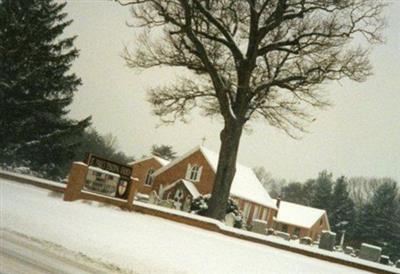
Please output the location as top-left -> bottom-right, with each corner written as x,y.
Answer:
206,121 -> 244,220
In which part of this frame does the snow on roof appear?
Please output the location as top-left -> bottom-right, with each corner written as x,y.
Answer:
128,155 -> 170,167
274,200 -> 328,229
163,179 -> 201,199
154,146 -> 276,209
200,147 -> 276,210
181,179 -> 201,199
154,156 -> 170,166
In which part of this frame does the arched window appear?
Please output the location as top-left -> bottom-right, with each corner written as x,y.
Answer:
185,164 -> 203,182
144,168 -> 154,186
190,165 -> 200,180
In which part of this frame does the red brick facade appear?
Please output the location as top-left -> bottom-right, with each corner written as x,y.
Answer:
131,157 -> 164,195
132,150 -> 277,225
274,215 -> 330,241
152,150 -> 214,195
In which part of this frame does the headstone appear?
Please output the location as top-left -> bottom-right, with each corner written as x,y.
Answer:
182,196 -> 192,212
135,193 -> 149,202
160,200 -> 174,208
300,237 -> 312,245
149,191 -> 159,204
334,245 -> 343,252
359,243 -> 382,262
224,213 -> 236,227
251,219 -> 268,235
318,231 -> 336,251
173,200 -> 182,210
344,246 -> 354,255
396,259 -> 400,269
380,255 -> 390,265
276,231 -> 290,241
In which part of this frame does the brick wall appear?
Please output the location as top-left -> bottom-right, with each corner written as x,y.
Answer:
274,214 -> 330,241
132,158 -> 163,195
151,149 -> 276,225
153,150 -> 215,195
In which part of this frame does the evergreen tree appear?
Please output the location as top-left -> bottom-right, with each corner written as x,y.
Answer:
310,170 -> 333,210
330,176 -> 356,242
302,179 -> 316,207
0,0 -> 90,178
281,182 -> 307,205
151,144 -> 177,160
72,128 -> 134,164
356,181 -> 400,261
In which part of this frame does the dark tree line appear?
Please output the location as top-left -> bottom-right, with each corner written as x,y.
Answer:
256,169 -> 400,261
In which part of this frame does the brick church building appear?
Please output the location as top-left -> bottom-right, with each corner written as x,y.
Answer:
129,146 -> 330,239
130,146 -> 277,225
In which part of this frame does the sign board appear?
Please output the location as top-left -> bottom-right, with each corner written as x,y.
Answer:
85,153 -> 132,199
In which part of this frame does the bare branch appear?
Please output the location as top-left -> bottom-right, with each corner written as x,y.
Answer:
120,0 -> 386,135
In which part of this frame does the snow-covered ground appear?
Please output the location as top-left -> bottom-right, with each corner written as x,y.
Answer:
0,179 -> 391,274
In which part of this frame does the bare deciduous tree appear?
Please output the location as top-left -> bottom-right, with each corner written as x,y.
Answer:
348,177 -> 396,208
118,0 -> 385,220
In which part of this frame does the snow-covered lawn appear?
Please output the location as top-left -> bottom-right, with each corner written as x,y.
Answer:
0,179 -> 383,274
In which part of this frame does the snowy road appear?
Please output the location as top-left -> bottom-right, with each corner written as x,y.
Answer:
1,179 -> 394,274
0,230 -> 131,274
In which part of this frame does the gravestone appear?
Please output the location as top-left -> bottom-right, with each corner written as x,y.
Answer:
173,200 -> 182,210
267,228 -> 274,235
276,231 -> 290,241
224,213 -> 236,227
396,259 -> 400,268
159,200 -> 174,208
182,196 -> 192,212
318,231 -> 336,251
380,255 -> 390,265
359,243 -> 382,262
299,237 -> 312,245
251,219 -> 268,235
344,246 -> 354,255
149,191 -> 159,204
135,193 -> 149,202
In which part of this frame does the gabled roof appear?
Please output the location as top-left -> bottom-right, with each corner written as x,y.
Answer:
153,146 -> 277,210
273,200 -> 330,229
128,155 -> 170,167
163,179 -> 201,199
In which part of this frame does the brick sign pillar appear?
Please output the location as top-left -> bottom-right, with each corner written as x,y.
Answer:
125,178 -> 139,210
64,162 -> 88,202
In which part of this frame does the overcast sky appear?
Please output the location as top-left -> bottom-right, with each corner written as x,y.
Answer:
63,0 -> 400,182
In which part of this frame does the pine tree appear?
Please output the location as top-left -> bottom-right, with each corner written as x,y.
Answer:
72,128 -> 134,164
281,182 -> 307,205
0,0 -> 90,178
151,144 -> 177,160
356,181 -> 400,261
302,179 -> 316,207
310,170 -> 333,211
330,176 -> 356,242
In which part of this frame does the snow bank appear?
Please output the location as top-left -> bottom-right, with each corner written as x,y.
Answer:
1,179 -> 393,274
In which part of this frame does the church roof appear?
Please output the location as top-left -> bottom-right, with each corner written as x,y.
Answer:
273,200 -> 330,229
153,146 -> 277,209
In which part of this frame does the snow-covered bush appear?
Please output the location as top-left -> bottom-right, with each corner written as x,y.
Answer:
190,194 -> 243,228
